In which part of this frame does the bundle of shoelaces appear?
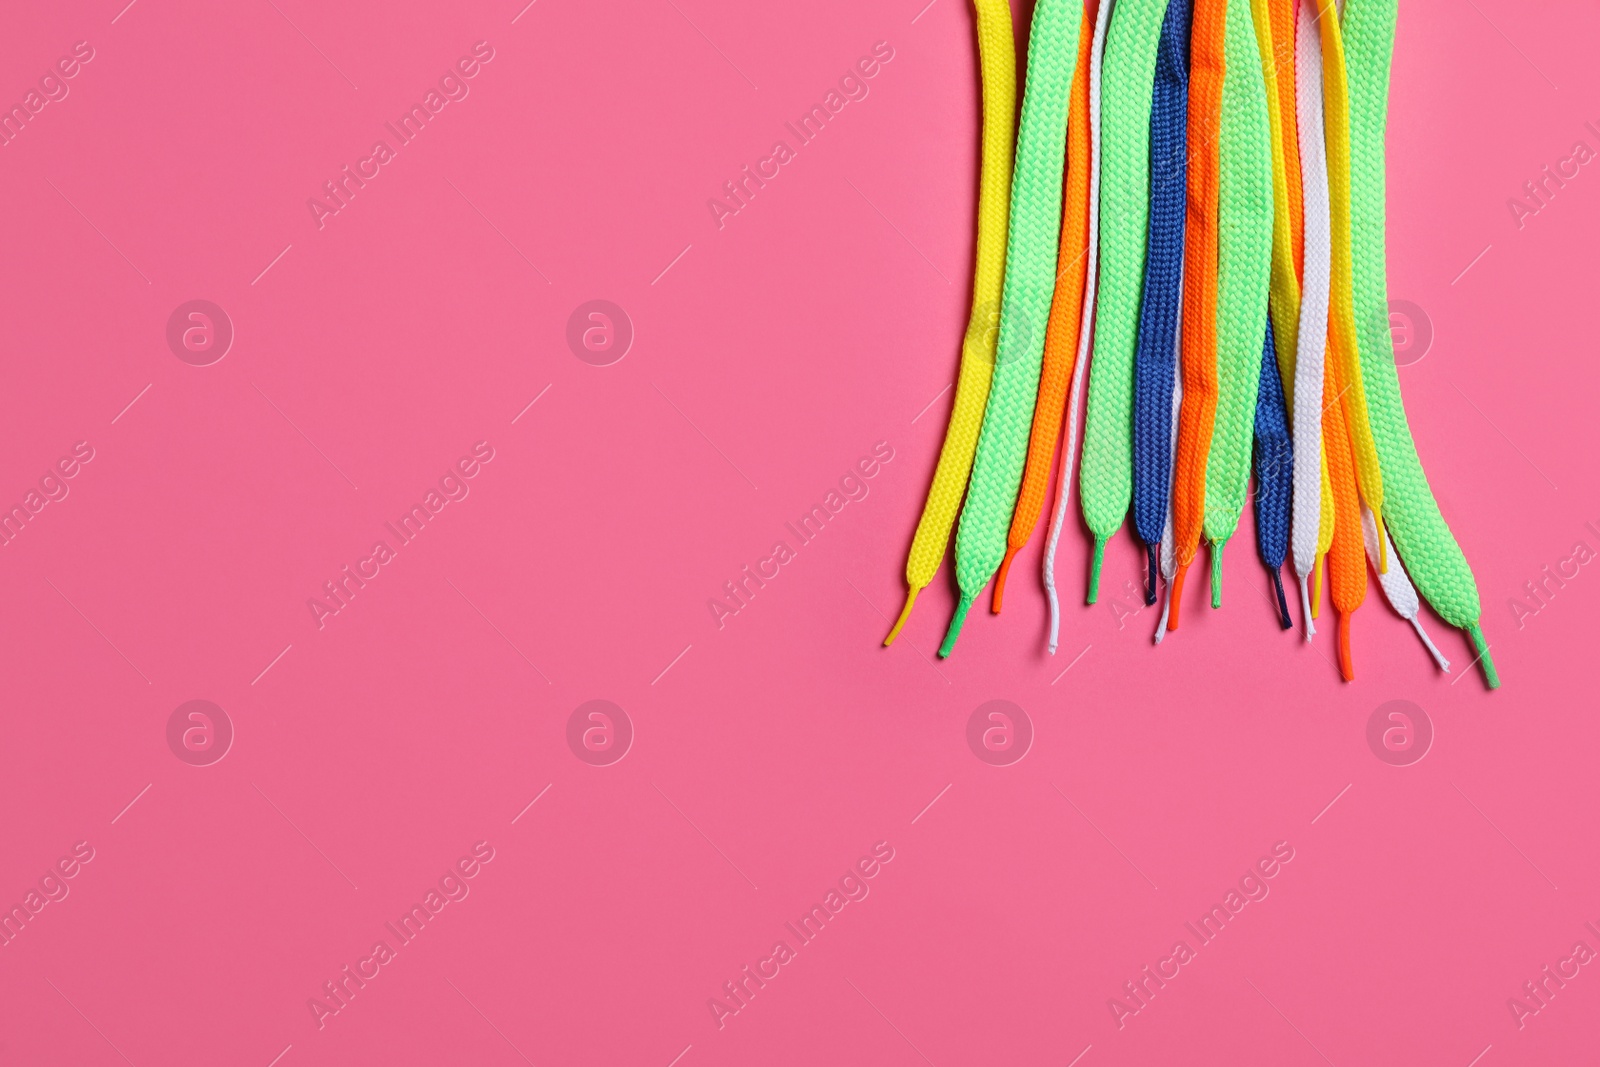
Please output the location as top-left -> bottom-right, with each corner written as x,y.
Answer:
886,0 -> 1499,689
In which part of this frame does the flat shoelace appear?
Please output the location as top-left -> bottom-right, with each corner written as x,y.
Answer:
1344,0 -> 1498,686
1130,0 -> 1192,605
1165,0 -> 1226,629
941,0 -> 1083,656
1260,0 -> 1303,384
1078,0 -> 1172,603
885,0 -> 1016,647
1321,335 -> 1367,680
1252,320 -> 1295,626
1291,0 -> 1332,638
1314,0 -> 1389,573
993,0 -> 1099,614
1044,0 -> 1119,653
1201,0 -> 1274,608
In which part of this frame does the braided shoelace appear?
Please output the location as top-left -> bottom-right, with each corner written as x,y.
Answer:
1291,0 -> 1332,638
1252,321 -> 1295,626
993,0 -> 1099,615
884,0 -> 1016,647
1044,0 -> 1119,653
1078,0 -> 1171,603
1321,332 -> 1368,680
1260,0 -> 1303,381
1344,0 -> 1498,687
1314,0 -> 1389,574
1165,0 -> 1226,629
1201,0 -> 1274,608
941,0 -> 1083,657
1130,0 -> 1192,606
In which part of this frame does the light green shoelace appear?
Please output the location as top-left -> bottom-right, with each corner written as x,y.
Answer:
1202,0 -> 1273,604
1343,0 -> 1498,687
941,0 -> 1083,655
1078,0 -> 1171,603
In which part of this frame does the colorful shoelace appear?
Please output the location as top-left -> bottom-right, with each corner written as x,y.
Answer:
886,0 -> 1499,689
885,0 -> 1016,647
1079,0 -> 1171,603
1290,0 -> 1331,637
1130,0 -> 1192,606
941,0 -> 1083,657
993,0 -> 1099,615
1165,0 -> 1226,629
1201,0 -> 1273,608
1344,0 -> 1498,686
1044,0 -> 1118,653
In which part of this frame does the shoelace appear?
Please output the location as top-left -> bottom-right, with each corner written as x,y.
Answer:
1362,504 -> 1450,671
1260,0 -> 1303,377
1044,0 -> 1119,653
1343,0 -> 1498,687
1291,0 -> 1332,639
1314,0 -> 1389,573
885,0 -> 1017,647
941,0 -> 1083,656
1130,0 -> 1193,606
1201,0 -> 1274,608
993,0 -> 1099,615
1165,0 -> 1226,630
1078,0 -> 1172,603
1252,321 -> 1294,626
1321,335 -> 1367,681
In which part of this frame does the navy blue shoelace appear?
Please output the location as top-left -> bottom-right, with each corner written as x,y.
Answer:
1130,0 -> 1193,605
1252,319 -> 1294,628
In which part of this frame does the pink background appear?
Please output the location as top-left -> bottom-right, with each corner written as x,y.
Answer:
1,0 -> 1596,1064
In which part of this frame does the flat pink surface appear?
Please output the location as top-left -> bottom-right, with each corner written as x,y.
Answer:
1,1 -> 1596,1064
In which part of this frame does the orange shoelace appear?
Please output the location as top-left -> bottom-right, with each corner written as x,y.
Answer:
1166,0 -> 1227,628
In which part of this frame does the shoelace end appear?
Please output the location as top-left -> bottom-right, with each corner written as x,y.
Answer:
1210,541 -> 1224,609
1144,543 -> 1160,606
884,586 -> 919,646
1086,539 -> 1106,604
937,594 -> 975,658
1310,553 -> 1325,619
1410,616 -> 1450,673
992,547 -> 1020,615
1337,611 -> 1354,682
1299,573 -> 1316,642
1468,624 -> 1500,689
1271,568 -> 1292,630
1167,562 -> 1190,631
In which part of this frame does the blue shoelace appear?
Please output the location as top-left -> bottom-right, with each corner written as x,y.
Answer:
1252,318 -> 1294,628
1130,0 -> 1193,604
